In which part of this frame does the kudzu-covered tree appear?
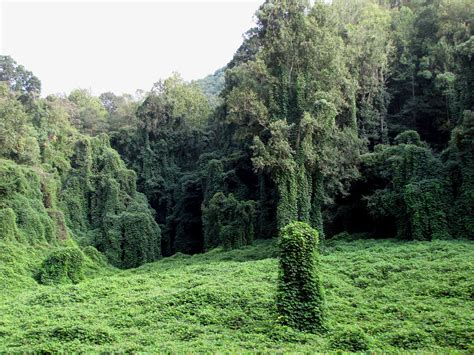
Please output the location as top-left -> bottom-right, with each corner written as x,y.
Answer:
277,221 -> 325,332
110,74 -> 212,255
202,192 -> 255,250
37,247 -> 85,285
60,134 -> 162,268
0,59 -> 162,268
220,0 -> 362,241
362,131 -> 450,240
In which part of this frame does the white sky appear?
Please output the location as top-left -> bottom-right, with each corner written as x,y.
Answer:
0,0 -> 261,96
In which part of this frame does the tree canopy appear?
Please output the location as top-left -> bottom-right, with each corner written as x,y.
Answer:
1,0 -> 472,266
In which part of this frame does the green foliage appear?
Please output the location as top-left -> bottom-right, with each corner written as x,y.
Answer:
202,192 -> 255,250
110,72 -> 213,255
387,326 -> 434,350
222,0 -> 363,238
0,55 -> 41,95
387,0 -> 474,148
333,0 -> 392,145
0,57 -> 162,269
404,179 -> 449,240
60,135 -> 161,268
82,246 -> 107,266
1,239 -> 471,352
194,67 -> 225,107
277,222 -> 325,333
443,110 -> 474,238
99,92 -> 139,134
46,324 -> 117,345
1,0 -> 472,263
328,326 -> 372,352
362,131 -> 450,240
102,194 -> 161,268
150,73 -> 211,129
0,84 -> 40,164
0,208 -> 20,241
37,247 -> 85,285
68,89 -> 108,136
0,10 -> 473,355
395,130 -> 425,146
0,159 -> 62,244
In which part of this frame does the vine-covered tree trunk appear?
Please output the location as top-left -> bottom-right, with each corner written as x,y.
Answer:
277,221 -> 326,333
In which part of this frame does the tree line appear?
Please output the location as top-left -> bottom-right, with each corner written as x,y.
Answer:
0,0 -> 472,268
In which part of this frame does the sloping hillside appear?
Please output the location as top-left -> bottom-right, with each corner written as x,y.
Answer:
0,239 -> 472,352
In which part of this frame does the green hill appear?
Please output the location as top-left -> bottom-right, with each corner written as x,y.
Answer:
0,238 -> 472,352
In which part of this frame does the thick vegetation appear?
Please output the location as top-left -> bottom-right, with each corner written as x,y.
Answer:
36,247 -> 85,285
0,0 -> 473,351
0,239 -> 472,352
2,0 -> 471,260
0,63 -> 161,269
277,222 -> 326,332
109,0 -> 473,254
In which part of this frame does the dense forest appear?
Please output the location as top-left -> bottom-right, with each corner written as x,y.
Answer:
0,0 -> 473,351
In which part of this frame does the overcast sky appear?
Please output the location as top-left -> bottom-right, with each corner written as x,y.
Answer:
0,0 -> 261,96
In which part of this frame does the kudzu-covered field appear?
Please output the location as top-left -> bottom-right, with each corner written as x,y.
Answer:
0,238 -> 472,352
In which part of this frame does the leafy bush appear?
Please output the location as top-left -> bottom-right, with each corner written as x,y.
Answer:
329,326 -> 372,352
277,221 -> 326,332
37,247 -> 85,285
388,327 -> 434,349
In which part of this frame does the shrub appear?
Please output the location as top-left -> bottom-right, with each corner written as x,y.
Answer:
37,247 -> 85,285
329,326 -> 372,352
388,327 -> 434,349
276,221 -> 325,333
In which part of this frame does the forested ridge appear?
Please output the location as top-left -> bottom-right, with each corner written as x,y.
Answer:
0,0 -> 473,351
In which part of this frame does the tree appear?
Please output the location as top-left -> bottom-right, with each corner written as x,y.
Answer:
68,89 -> 108,136
0,55 -> 41,96
0,83 -> 40,164
99,92 -> 139,133
151,73 -> 211,129
222,0 -> 361,240
362,131 -> 450,240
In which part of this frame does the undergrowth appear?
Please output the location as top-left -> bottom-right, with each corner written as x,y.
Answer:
0,239 -> 472,352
